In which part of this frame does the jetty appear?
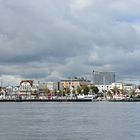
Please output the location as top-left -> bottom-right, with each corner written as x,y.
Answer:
0,98 -> 95,102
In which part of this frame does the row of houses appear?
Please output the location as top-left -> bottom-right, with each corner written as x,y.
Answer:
4,78 -> 91,94
0,78 -> 91,98
0,78 -> 140,99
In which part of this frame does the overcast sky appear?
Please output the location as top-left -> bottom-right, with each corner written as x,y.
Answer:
0,0 -> 140,85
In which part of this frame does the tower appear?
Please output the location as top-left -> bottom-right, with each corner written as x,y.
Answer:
93,71 -> 115,85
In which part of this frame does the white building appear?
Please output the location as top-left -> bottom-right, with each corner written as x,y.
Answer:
111,82 -> 123,90
18,80 -> 39,95
123,83 -> 136,93
96,82 -> 136,94
96,84 -> 112,93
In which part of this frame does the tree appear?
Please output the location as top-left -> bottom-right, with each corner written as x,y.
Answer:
111,86 -> 119,96
90,85 -> 99,94
72,89 -> 76,94
76,87 -> 82,94
44,87 -> 50,95
107,91 -> 113,98
63,88 -> 70,96
129,89 -> 136,98
81,85 -> 89,95
31,90 -> 39,99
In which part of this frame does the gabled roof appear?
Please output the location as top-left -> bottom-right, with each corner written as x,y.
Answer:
20,80 -> 34,86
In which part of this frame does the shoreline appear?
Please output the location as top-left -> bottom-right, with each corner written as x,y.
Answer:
0,99 -> 93,102
0,98 -> 139,102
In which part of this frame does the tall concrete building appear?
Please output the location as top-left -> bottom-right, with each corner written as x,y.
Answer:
93,71 -> 115,85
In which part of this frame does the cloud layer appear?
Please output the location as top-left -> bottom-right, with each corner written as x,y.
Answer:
0,0 -> 140,85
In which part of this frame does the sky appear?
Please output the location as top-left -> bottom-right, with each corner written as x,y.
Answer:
0,0 -> 140,86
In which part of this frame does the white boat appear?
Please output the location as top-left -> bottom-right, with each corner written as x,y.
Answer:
113,94 -> 126,100
77,94 -> 96,99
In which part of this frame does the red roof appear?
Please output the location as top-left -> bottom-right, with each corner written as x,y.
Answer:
20,80 -> 34,86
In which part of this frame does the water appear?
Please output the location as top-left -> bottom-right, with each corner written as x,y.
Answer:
0,102 -> 139,140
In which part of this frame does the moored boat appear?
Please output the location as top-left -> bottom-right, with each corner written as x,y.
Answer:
77,94 -> 96,100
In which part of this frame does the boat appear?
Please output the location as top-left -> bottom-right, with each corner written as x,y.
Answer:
109,94 -> 130,101
77,94 -> 96,100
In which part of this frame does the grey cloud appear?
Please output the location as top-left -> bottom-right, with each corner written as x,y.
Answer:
0,0 -> 140,84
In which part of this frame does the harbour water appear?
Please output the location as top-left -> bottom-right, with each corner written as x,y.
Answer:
0,102 -> 140,140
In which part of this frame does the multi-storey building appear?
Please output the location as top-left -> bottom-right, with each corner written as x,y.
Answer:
60,77 -> 91,92
38,82 -> 60,93
19,80 -> 39,95
93,71 -> 115,85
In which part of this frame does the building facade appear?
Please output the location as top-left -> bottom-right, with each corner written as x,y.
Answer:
93,71 -> 115,85
60,78 -> 91,92
38,82 -> 60,93
19,80 -> 39,95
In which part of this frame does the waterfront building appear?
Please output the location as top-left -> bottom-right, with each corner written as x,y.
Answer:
110,82 -> 136,95
96,84 -> 112,93
6,86 -> 19,95
0,88 -> 6,99
18,80 -> 39,97
6,86 -> 13,94
46,82 -> 59,92
13,86 -> 19,94
93,71 -> 115,85
60,77 -> 91,92
39,82 -> 60,94
135,86 -> 140,96
123,83 -> 136,94
111,82 -> 124,90
96,82 -> 136,95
